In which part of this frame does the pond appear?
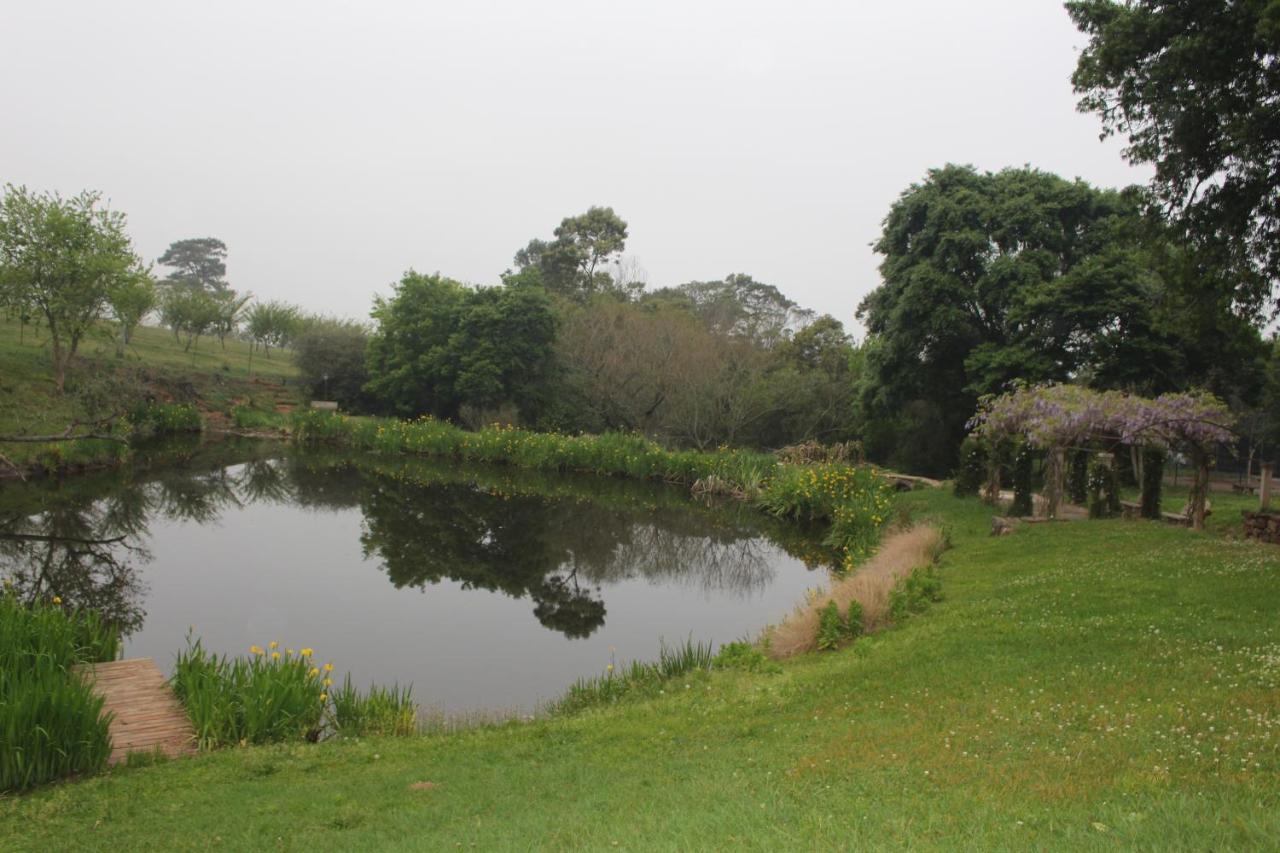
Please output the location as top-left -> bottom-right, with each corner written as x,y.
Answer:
0,440 -> 832,712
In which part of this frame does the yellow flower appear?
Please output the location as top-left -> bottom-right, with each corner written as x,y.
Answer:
271,651 -> 281,661
319,693 -> 328,702
301,648 -> 313,657
249,645 -> 264,655
323,662 -> 333,672
52,596 -> 62,606
269,640 -> 279,650
286,648 -> 295,657
606,664 -> 614,673
309,667 -> 320,677
323,678 -> 333,687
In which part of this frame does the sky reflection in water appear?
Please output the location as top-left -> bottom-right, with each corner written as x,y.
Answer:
0,444 -> 830,711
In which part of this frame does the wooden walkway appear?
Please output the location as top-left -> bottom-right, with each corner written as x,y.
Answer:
76,659 -> 196,765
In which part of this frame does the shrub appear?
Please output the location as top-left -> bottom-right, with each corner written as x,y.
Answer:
889,566 -> 944,621
844,600 -> 864,639
1010,442 -> 1035,516
953,437 -> 986,497
815,600 -> 844,650
710,641 -> 773,672
758,463 -> 894,569
130,401 -> 202,436
0,592 -> 119,792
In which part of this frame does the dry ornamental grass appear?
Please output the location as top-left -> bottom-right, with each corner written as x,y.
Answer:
767,524 -> 946,659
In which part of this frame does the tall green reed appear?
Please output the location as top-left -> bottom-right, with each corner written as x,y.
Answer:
171,637 -> 327,749
552,637 -> 715,715
0,592 -> 119,792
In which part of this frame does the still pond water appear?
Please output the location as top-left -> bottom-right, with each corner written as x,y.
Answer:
0,441 -> 831,711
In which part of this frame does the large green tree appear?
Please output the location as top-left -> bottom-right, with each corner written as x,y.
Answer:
1068,0 -> 1280,315
293,318 -> 371,410
156,237 -> 228,294
105,269 -> 157,359
513,207 -> 630,299
364,271 -> 557,420
856,165 -> 1213,474
0,185 -> 143,390
645,274 -> 813,349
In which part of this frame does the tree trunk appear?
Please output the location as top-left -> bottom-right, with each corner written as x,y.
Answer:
983,456 -> 1001,505
51,335 -> 66,392
1190,447 -> 1210,531
1044,447 -> 1065,518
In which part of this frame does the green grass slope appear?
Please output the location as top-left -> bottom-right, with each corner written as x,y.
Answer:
2,492 -> 1277,850
0,317 -> 300,470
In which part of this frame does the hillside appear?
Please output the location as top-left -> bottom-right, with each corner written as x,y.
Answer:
0,316 -> 301,472
2,490 -> 1276,849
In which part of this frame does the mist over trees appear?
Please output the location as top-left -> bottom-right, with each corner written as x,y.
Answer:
7,0 -> 1280,479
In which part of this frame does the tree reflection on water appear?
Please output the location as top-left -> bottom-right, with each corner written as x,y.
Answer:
0,445 -> 829,641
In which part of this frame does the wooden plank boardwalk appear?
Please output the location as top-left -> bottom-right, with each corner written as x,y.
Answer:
76,659 -> 196,765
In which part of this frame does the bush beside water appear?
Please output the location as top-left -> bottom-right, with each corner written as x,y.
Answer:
130,402 -> 202,436
0,592 -> 120,793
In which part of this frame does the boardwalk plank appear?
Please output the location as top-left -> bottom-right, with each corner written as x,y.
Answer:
76,659 -> 196,765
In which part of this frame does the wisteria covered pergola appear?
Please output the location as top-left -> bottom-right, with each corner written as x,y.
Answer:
968,384 -> 1235,530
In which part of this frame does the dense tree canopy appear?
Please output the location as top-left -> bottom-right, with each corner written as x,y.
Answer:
156,238 -> 229,294
364,271 -> 557,421
854,163 -> 1260,473
513,207 -> 630,300
293,319 -> 371,411
645,274 -> 813,349
1069,0 -> 1280,315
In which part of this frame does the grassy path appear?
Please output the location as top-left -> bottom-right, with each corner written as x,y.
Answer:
2,491 -> 1277,849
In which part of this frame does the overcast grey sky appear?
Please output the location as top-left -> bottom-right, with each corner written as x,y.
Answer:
0,1 -> 1146,332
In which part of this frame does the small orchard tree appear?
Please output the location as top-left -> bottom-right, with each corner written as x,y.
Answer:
159,286 -> 220,352
106,269 -> 157,359
0,186 -> 143,390
245,300 -> 300,361
211,291 -> 252,350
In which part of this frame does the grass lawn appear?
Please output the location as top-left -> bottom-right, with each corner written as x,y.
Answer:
0,317 -> 300,469
2,489 -> 1277,849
